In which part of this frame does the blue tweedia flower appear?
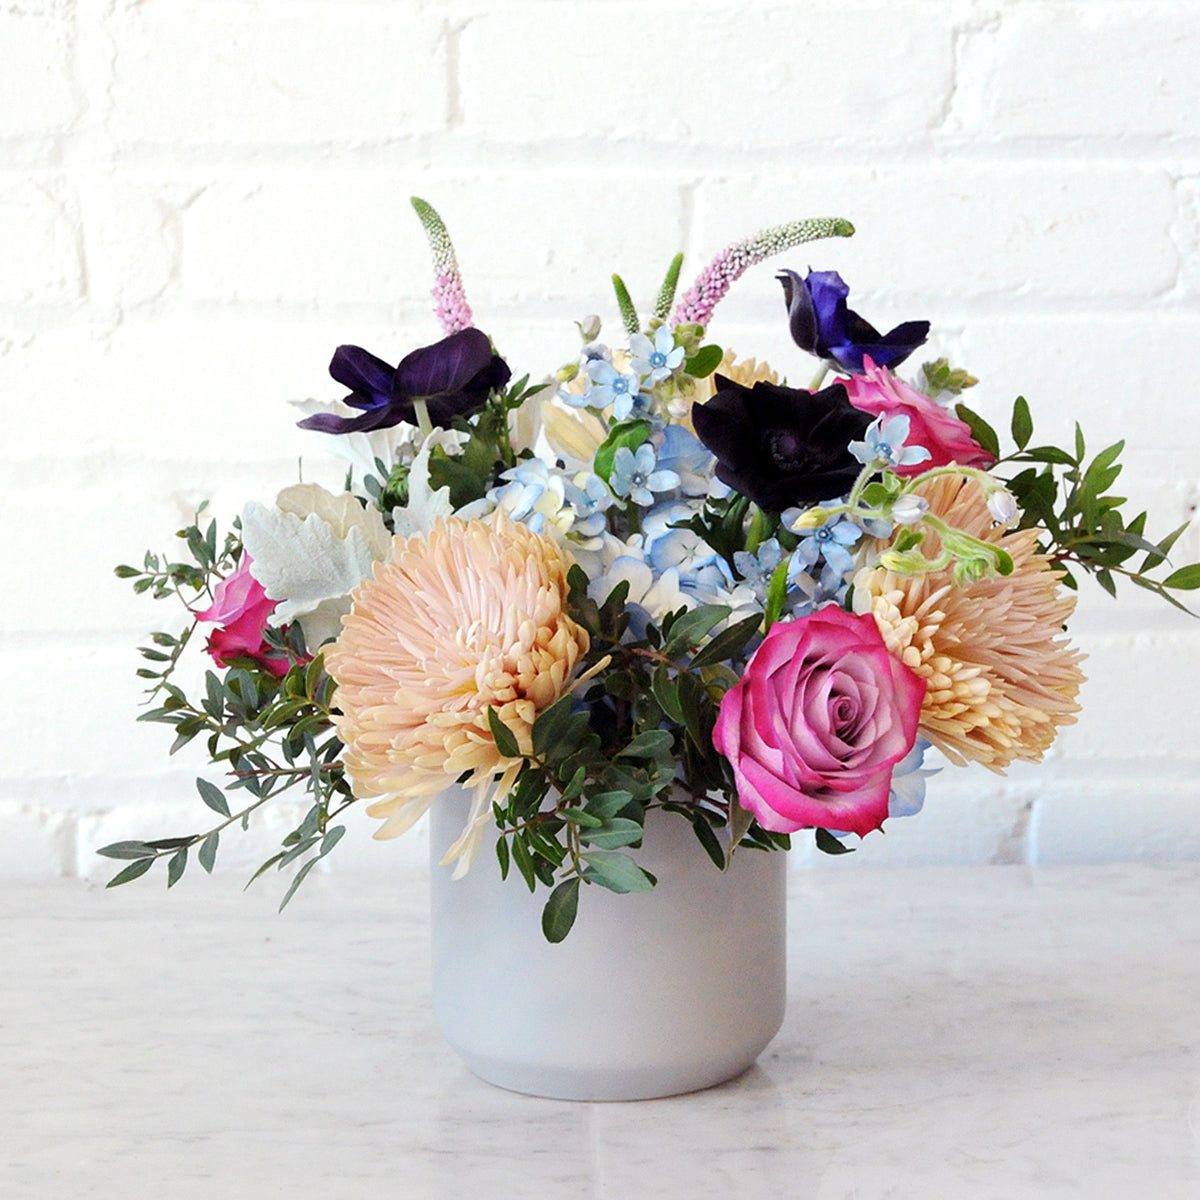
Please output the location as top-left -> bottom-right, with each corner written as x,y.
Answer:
731,537 -> 814,607
888,738 -> 940,819
794,515 -> 862,580
563,471 -> 614,538
653,423 -> 714,496
609,444 -> 680,507
849,414 -> 931,471
629,328 -> 685,384
586,359 -> 645,420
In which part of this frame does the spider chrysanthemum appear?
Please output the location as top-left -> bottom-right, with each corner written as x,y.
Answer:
324,512 -> 590,872
854,475 -> 1086,771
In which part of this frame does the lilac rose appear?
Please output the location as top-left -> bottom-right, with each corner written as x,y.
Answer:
714,607 -> 926,838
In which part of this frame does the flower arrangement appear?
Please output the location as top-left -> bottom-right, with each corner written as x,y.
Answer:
106,200 -> 1200,940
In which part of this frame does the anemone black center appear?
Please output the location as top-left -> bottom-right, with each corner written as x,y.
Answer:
767,428 -> 813,472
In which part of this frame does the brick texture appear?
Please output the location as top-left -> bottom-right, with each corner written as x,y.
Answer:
3,0 -> 1198,880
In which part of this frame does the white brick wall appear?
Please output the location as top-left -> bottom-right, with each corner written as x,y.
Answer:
3,0 -> 1199,884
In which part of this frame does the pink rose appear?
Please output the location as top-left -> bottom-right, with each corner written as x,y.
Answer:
195,556 -> 292,678
842,358 -> 995,476
714,606 -> 926,838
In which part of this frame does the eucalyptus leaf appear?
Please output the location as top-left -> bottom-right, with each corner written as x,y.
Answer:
198,831 -> 219,873
106,858 -> 155,887
97,840 -> 159,861
167,847 -> 188,888
278,857 -> 319,912
196,777 -> 231,818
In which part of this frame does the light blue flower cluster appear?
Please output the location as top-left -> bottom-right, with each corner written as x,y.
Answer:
486,317 -> 935,641
557,324 -> 684,420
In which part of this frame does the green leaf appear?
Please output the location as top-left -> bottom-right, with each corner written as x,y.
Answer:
815,827 -> 855,856
650,667 -> 684,722
486,706 -> 522,760
198,831 -> 219,874
593,419 -> 653,484
690,816 -> 725,869
245,852 -> 286,887
677,669 -> 714,754
541,878 -> 580,943
97,840 -> 160,860
581,850 -> 656,893
683,344 -> 724,379
582,789 -> 635,819
106,858 -> 155,887
1010,396 -> 1033,451
689,611 -> 763,669
1162,563 -> 1200,590
509,834 -> 537,891
278,857 -> 319,912
495,832 -> 511,880
954,403 -> 1000,460
167,847 -> 188,888
319,826 -> 346,857
662,604 -> 731,656
579,817 -> 645,849
616,729 -> 675,760
1139,520 -> 1189,573
532,694 -> 584,759
558,806 -> 604,828
196,777 -> 231,818
1018,444 -> 1078,466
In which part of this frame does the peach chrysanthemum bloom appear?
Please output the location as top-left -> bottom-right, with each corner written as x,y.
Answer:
324,512 -> 590,874
853,474 -> 1086,771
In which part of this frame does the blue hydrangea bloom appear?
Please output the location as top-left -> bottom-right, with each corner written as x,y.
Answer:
654,424 -> 714,496
888,738 -> 939,819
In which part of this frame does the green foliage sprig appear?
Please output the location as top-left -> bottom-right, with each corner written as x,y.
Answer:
104,515 -> 353,909
482,566 -> 789,943
955,395 -> 1200,611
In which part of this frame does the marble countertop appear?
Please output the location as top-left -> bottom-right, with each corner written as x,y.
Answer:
3,863 -> 1199,1199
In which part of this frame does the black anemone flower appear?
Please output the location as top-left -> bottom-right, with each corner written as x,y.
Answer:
298,328 -> 511,435
692,377 -> 872,511
778,268 -> 929,373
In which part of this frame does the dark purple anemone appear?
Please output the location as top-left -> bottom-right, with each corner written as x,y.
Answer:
298,328 -> 511,434
778,268 -> 929,373
692,376 -> 872,512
